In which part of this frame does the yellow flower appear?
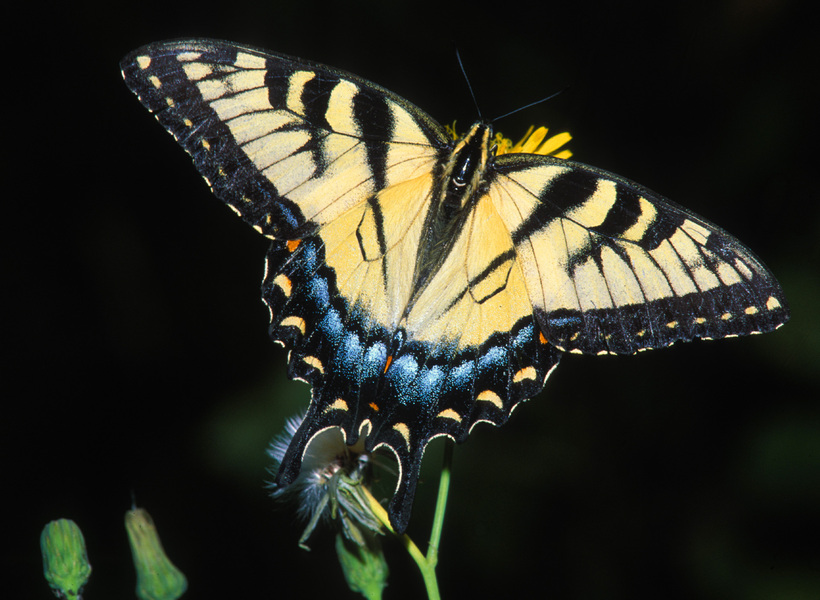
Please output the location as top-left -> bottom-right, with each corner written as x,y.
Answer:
494,126 -> 573,158
445,122 -> 573,159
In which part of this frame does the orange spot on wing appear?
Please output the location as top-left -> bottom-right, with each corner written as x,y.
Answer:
384,355 -> 393,372
539,331 -> 547,344
369,402 -> 379,412
286,239 -> 301,252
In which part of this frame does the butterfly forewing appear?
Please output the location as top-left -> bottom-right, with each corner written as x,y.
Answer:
493,154 -> 789,355
121,40 -> 449,239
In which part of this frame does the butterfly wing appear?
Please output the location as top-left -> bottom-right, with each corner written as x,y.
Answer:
490,153 -> 789,355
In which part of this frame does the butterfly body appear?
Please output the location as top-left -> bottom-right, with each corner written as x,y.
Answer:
121,40 -> 788,532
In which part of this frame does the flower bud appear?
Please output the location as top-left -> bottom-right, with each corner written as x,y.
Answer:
125,508 -> 187,600
40,519 -> 91,599
335,533 -> 388,600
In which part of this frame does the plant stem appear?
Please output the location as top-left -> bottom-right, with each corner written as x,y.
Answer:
364,440 -> 455,599
364,493 -> 439,599
427,439 -> 454,568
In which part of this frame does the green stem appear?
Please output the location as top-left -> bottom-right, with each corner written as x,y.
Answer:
364,494 -> 440,599
401,532 -> 439,600
427,439 -> 454,568
363,439 -> 455,600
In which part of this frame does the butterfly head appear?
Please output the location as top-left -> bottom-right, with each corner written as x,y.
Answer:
449,122 -> 493,189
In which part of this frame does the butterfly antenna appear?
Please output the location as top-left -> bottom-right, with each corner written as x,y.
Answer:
456,49 -> 483,121
492,86 -> 569,123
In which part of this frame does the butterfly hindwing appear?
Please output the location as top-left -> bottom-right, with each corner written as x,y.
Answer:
122,39 -> 788,534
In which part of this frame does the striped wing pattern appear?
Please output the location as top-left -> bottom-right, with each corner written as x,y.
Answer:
121,39 -> 789,533
489,155 -> 789,355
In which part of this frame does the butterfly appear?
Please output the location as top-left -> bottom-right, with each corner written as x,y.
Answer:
121,39 -> 789,533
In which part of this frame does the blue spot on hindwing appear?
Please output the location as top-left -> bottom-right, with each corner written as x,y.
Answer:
389,353 -> 419,385
308,273 -> 330,306
478,345 -> 506,369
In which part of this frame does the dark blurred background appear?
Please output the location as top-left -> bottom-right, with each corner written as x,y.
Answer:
7,0 -> 818,598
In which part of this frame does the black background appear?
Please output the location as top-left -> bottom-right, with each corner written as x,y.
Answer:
8,1 -> 819,598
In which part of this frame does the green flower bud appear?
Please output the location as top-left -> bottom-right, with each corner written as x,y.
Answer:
40,519 -> 91,599
336,533 -> 388,600
125,508 -> 187,600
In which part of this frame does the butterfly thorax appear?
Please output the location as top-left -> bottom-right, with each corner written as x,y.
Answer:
408,122 -> 492,306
